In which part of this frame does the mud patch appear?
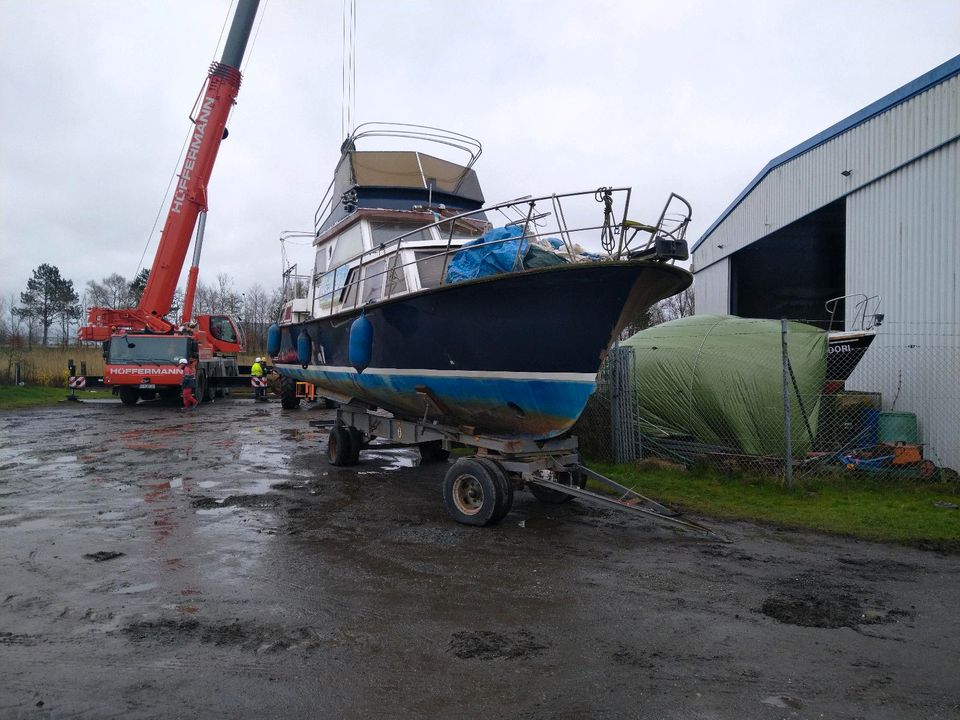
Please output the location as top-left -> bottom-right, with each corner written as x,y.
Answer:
759,575 -> 911,629
611,645 -> 655,668
191,493 -> 287,510
121,618 -> 322,653
83,551 -> 125,562
448,629 -> 548,660
0,631 -> 38,646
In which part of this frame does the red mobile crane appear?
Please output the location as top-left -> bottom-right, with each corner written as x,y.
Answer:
76,0 -> 261,406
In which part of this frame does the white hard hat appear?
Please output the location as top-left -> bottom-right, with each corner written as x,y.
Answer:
255,357 -> 263,363
179,358 -> 188,365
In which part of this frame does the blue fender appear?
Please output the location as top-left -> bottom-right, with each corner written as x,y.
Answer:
297,330 -> 312,369
266,323 -> 281,357
349,314 -> 373,373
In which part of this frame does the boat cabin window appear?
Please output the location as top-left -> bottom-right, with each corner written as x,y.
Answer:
437,219 -> 485,242
361,259 -> 386,304
314,245 -> 330,275
328,222 -> 364,268
385,254 -> 407,296
342,267 -> 360,307
315,265 -> 350,314
370,221 -> 433,247
415,250 -> 449,289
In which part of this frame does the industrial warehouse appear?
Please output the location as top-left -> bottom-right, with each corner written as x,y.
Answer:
691,55 -> 959,472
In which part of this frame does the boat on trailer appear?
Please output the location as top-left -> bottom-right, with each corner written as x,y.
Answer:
271,123 -> 692,440
268,124 -> 724,533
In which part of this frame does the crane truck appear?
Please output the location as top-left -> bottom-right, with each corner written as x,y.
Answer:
74,0 -> 262,406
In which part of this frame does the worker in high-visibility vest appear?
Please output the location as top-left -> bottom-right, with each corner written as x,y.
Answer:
251,357 -> 267,400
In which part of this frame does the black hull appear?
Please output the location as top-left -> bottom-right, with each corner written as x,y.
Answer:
827,331 -> 876,383
274,261 -> 691,438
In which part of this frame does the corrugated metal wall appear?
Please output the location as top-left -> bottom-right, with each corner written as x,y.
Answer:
845,141 -> 960,470
691,69 -> 959,470
693,258 -> 729,314
693,74 -> 959,274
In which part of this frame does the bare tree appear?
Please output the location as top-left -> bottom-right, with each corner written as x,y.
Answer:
241,283 -> 271,352
659,286 -> 695,322
86,273 -> 132,309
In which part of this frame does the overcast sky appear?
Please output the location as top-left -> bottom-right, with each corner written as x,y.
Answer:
1,0 -> 958,306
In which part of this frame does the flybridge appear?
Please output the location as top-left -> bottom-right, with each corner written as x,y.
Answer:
172,97 -> 215,214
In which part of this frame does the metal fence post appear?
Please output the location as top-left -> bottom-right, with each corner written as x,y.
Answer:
781,318 -> 793,488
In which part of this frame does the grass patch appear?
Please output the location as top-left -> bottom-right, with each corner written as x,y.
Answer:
592,461 -> 960,548
0,385 -> 114,409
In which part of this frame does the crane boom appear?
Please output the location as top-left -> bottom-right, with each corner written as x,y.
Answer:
80,0 -> 260,340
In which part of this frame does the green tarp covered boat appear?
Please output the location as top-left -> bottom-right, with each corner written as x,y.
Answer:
623,315 -> 827,456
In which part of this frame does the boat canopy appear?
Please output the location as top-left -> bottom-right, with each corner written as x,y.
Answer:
338,151 -> 484,204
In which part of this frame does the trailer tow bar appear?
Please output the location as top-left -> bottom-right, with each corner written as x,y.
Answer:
527,465 -> 731,543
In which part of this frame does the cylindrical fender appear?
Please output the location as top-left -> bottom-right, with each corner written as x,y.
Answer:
349,314 -> 373,373
266,323 -> 281,357
297,330 -> 312,369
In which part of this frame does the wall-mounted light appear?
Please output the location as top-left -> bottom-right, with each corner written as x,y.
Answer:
841,169 -> 853,177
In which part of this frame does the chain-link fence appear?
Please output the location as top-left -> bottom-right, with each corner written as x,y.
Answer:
574,319 -> 959,486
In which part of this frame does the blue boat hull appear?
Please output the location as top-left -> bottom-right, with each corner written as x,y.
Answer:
273,260 -> 691,439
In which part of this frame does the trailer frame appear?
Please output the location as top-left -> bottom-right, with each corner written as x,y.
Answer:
328,404 -> 729,541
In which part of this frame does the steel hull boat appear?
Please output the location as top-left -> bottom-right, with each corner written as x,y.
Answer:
275,260 -> 690,439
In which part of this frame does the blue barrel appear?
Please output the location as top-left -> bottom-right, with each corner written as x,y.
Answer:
349,314 -> 373,373
296,330 -> 312,368
266,323 -> 281,357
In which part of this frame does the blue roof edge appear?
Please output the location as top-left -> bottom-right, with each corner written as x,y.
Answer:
692,53 -> 960,254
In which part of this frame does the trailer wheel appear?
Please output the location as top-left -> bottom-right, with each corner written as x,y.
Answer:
328,425 -> 357,466
280,376 -> 300,409
529,470 -> 584,504
475,457 -> 513,523
419,441 -> 450,463
118,387 -> 139,406
443,458 -> 501,527
347,427 -> 363,464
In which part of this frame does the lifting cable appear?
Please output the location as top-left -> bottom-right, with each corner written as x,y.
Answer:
341,0 -> 357,139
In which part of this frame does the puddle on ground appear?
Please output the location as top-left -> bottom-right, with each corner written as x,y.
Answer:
359,449 -> 419,471
761,695 -> 803,709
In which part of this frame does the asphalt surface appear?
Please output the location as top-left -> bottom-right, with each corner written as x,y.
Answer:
1,397 -> 958,719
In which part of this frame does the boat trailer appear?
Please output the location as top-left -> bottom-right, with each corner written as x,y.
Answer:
322,404 -> 729,542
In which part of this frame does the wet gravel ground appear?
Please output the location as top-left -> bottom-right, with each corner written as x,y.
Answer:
1,398 -> 958,719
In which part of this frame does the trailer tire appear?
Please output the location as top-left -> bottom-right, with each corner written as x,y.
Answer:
280,376 -> 300,410
347,427 -> 363,464
443,458 -> 501,527
328,425 -> 357,466
118,387 -> 139,406
475,457 -> 513,523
